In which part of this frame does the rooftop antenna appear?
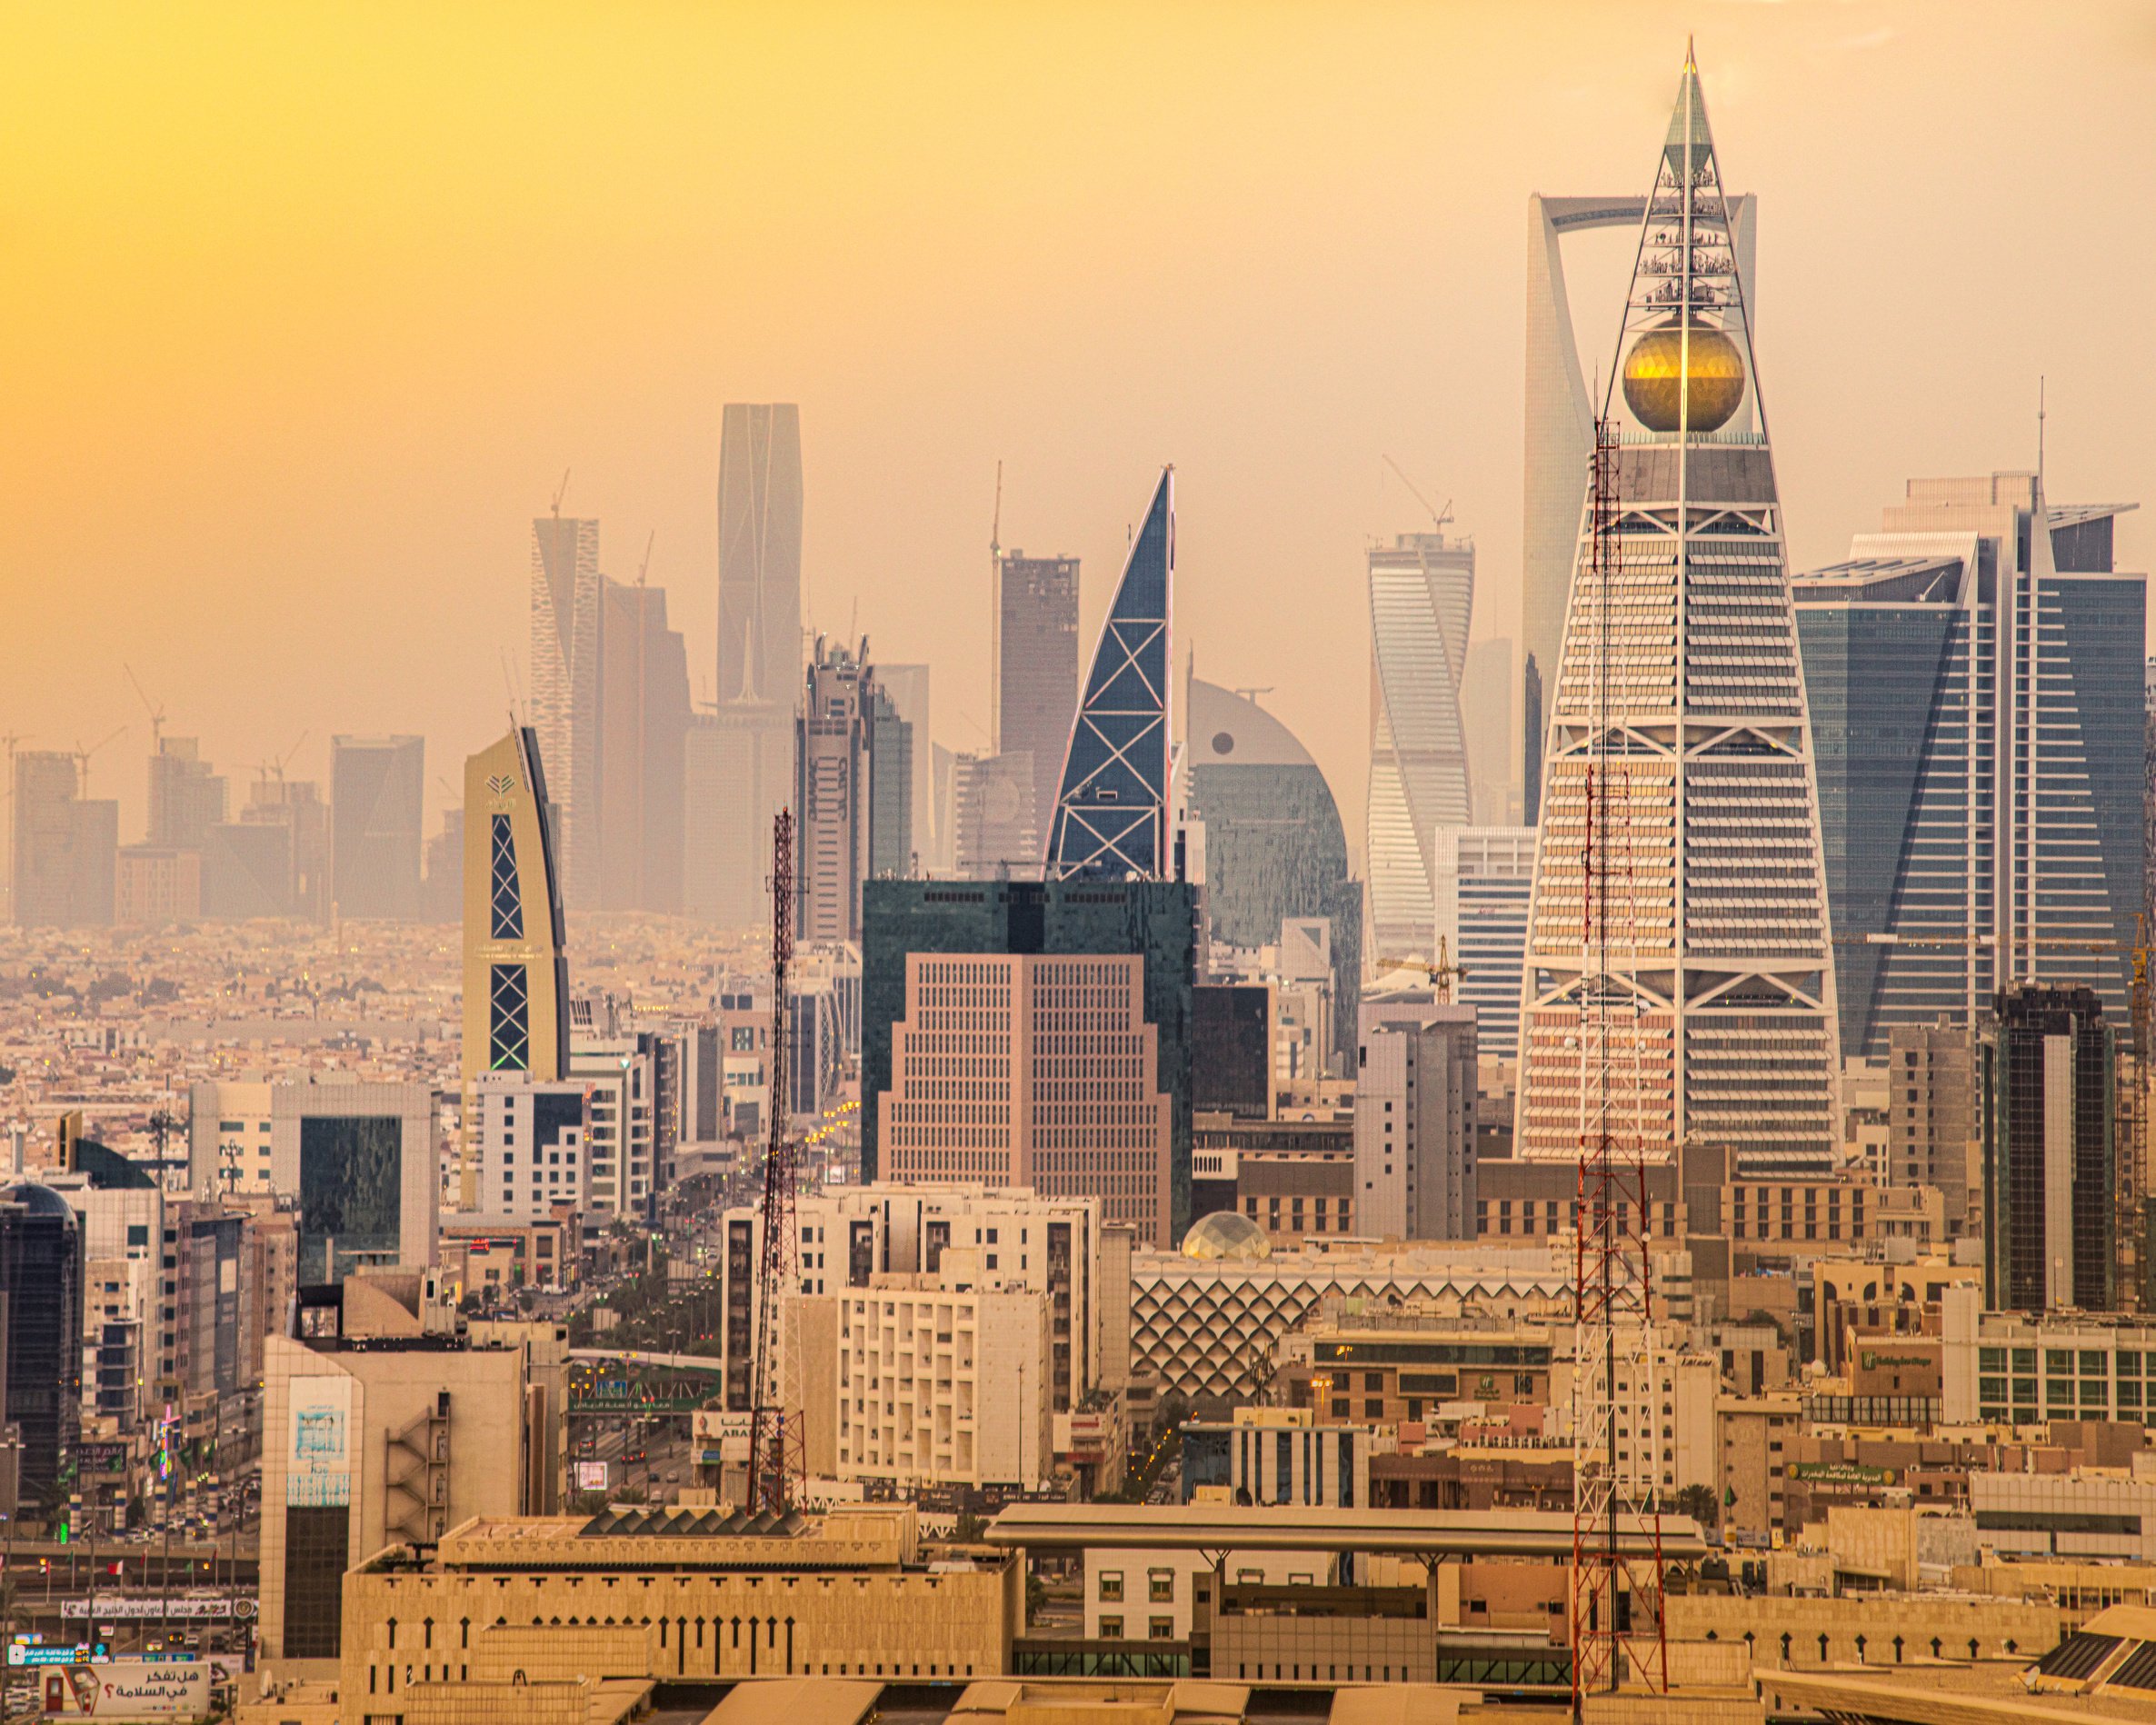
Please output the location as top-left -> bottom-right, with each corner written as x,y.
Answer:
2037,375 -> 2047,492
989,460 -> 1003,754
551,469 -> 572,518
1382,454 -> 1452,533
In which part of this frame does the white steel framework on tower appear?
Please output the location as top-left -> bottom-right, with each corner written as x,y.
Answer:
1515,45 -> 1840,1180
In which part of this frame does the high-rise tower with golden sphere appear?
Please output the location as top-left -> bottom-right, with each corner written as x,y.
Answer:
1514,49 -> 1841,1176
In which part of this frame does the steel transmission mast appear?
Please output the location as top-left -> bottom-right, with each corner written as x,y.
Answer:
748,810 -> 801,1512
1568,413 -> 1669,1713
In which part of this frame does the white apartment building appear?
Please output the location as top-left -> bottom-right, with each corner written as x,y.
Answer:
188,1079 -> 275,1194
472,1072 -> 592,1220
50,1170 -> 165,1431
720,1182 -> 1112,1420
832,1254 -> 1052,1491
570,1037 -> 655,1221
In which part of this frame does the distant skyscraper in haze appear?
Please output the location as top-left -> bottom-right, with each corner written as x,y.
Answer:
953,753 -> 1037,879
1046,469 -> 1173,882
681,711 -> 727,919
1184,677 -> 1362,1065
1433,825 -> 1535,1062
1523,189 -> 1755,800
875,663 -> 933,872
795,639 -> 910,942
146,737 -> 227,851
596,575 -> 692,912
1795,476 -> 2145,1059
713,404 -> 804,927
1365,531 -> 1474,960
530,513 -> 602,905
237,777 -> 326,920
461,727 -> 568,1210
1462,637 -> 1516,824
330,736 -> 424,920
1515,55 -> 1837,1173
11,752 -> 115,928
998,552 -> 1081,843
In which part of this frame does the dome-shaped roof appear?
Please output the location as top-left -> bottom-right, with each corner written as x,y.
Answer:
0,1180 -> 78,1222
1181,1210 -> 1272,1261
1188,679 -> 1316,772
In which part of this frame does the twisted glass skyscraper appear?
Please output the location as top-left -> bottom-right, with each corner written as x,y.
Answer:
1515,54 -> 1840,1173
1364,532 -> 1473,960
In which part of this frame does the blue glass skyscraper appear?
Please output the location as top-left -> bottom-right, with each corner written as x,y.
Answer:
1795,475 -> 2144,1058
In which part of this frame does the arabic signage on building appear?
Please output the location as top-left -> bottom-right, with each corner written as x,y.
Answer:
39,1660 -> 209,1719
1786,1461 -> 1894,1487
62,1600 -> 254,1622
286,1376 -> 352,1509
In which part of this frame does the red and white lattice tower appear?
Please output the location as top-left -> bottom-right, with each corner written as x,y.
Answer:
1568,411 -> 1670,1713
748,809 -> 804,1513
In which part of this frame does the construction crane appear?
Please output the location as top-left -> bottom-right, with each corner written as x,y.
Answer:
747,810 -> 802,1513
636,529 -> 655,587
71,726 -> 128,799
551,468 -> 572,518
252,731 -> 309,793
1375,938 -> 1467,1003
1382,454 -> 1453,533
124,665 -> 167,756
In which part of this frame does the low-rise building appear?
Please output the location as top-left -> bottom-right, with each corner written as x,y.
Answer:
338,1504 -> 1015,1713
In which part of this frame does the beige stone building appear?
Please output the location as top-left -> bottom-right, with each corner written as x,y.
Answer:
338,1505 -> 1017,1722
259,1277 -> 570,1676
879,953 -> 1174,1246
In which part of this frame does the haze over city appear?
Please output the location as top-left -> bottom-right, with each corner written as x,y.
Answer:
8,9 -> 2156,1722
9,0 -> 2152,843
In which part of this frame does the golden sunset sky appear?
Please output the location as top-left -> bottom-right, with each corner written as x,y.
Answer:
5,1 -> 2151,854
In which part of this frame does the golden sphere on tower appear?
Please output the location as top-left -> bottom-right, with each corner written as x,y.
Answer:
1622,317 -> 1746,434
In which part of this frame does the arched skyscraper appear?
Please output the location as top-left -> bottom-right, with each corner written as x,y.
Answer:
1514,52 -> 1838,1173
459,725 -> 569,1206
1364,531 -> 1473,960
1045,468 -> 1173,882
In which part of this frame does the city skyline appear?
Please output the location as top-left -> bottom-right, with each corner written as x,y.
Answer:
7,5 -> 2149,863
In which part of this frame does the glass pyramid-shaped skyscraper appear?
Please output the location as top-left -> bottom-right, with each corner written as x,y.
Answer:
1514,50 -> 1840,1172
1045,467 -> 1173,881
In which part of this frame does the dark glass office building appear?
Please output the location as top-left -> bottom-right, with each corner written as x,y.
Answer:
1193,984 -> 1271,1121
1981,983 -> 2115,1313
863,876 -> 1199,1236
0,1182 -> 84,1500
298,1115 -> 404,1283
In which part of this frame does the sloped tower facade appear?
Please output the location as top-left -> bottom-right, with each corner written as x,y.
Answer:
1515,56 -> 1839,1173
1364,532 -> 1475,959
1045,468 -> 1173,881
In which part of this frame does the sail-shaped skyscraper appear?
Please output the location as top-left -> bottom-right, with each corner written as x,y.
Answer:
1044,468 -> 1173,881
1514,52 -> 1840,1173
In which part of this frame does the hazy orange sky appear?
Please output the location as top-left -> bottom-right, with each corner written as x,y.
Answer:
5,1 -> 2152,859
